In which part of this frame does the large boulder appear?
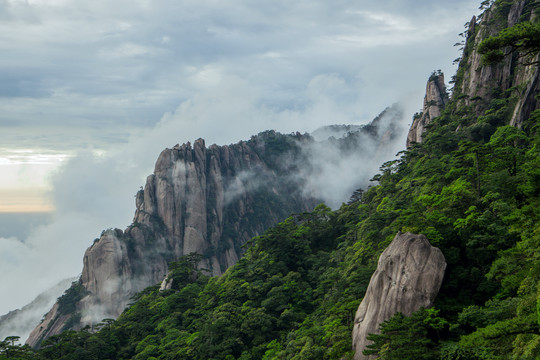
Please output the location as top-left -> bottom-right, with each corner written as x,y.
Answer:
352,232 -> 447,359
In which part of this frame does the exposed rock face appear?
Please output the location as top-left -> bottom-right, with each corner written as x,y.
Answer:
27,132 -> 318,347
159,272 -> 174,291
79,229 -> 136,323
456,2 -> 539,127
406,1 -> 539,149
130,135 -> 324,277
352,232 -> 446,359
406,73 -> 448,147
26,303 -> 71,346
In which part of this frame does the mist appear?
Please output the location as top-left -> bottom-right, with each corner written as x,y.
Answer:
298,105 -> 407,208
0,277 -> 76,342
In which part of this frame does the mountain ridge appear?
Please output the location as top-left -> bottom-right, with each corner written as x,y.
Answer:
25,106 -> 403,347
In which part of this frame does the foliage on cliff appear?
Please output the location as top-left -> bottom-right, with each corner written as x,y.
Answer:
478,21 -> 540,64
8,97 -> 538,358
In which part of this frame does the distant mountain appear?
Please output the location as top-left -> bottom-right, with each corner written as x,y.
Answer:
311,124 -> 364,141
0,277 -> 76,342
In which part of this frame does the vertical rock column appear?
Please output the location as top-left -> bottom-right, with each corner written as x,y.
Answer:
406,73 -> 448,147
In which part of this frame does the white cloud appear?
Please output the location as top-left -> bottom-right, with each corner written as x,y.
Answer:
0,277 -> 76,342
353,10 -> 415,32
0,214 -> 106,313
0,69 -> 410,320
297,105 -> 407,207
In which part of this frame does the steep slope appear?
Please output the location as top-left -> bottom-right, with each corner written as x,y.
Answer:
27,132 -> 318,347
26,108 -> 403,347
408,0 -> 539,149
453,0 -> 539,126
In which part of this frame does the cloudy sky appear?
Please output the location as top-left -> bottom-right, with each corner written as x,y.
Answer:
0,0 -> 480,316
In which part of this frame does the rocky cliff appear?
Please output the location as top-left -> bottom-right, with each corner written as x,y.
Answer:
352,232 -> 446,359
406,72 -> 449,147
378,0 -> 539,356
27,132 -> 317,346
27,108 -> 402,347
407,1 -> 539,148
454,0 -> 539,126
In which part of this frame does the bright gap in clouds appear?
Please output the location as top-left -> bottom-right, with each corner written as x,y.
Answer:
0,189 -> 53,213
0,150 -> 69,213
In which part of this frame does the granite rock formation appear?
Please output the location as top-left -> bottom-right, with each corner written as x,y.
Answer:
27,132 -> 318,346
352,232 -> 446,359
407,1 -> 539,149
455,1 -> 539,127
406,72 -> 449,147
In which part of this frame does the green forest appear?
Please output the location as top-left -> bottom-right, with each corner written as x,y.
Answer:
2,0 -> 539,359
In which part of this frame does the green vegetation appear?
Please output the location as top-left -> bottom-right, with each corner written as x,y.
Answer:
478,21 -> 540,65
0,336 -> 35,359
57,281 -> 88,316
364,308 -> 447,359
248,130 -> 306,174
4,1 -> 539,359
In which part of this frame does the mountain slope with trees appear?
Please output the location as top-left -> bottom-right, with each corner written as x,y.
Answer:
1,0 -> 539,359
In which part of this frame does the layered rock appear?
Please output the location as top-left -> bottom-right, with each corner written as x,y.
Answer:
406,72 -> 449,147
352,232 -> 446,359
